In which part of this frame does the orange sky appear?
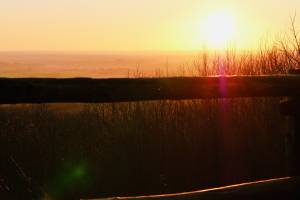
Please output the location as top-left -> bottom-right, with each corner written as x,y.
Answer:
0,0 -> 299,51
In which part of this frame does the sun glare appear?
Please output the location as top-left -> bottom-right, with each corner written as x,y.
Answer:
201,10 -> 236,49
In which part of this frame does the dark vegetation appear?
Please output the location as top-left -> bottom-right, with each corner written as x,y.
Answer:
0,99 -> 290,199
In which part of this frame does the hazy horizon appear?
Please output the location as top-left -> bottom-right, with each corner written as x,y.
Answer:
0,51 -> 201,78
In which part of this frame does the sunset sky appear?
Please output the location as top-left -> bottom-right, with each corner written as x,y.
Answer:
0,0 -> 300,51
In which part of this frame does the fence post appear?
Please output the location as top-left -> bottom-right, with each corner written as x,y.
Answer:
280,69 -> 300,176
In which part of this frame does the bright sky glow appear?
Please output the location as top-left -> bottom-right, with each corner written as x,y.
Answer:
0,0 -> 299,51
201,10 -> 236,49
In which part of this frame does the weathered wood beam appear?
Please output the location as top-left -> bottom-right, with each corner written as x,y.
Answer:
84,177 -> 300,200
1,76 -> 300,104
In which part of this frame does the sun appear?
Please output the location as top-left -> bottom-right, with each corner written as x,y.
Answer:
201,10 -> 236,49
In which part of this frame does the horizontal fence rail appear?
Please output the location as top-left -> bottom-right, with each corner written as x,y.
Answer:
87,177 -> 300,200
1,75 -> 300,104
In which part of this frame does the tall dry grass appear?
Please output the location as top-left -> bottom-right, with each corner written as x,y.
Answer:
0,99 -> 289,199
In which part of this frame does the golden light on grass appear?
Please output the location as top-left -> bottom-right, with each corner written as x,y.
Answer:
200,10 -> 237,49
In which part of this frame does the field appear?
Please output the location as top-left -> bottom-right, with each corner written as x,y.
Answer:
0,99 -> 290,199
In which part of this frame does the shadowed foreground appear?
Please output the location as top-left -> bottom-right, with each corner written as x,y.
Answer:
1,76 -> 300,199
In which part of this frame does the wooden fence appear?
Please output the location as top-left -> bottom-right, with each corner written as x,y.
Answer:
1,73 -> 300,199
1,75 -> 300,104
